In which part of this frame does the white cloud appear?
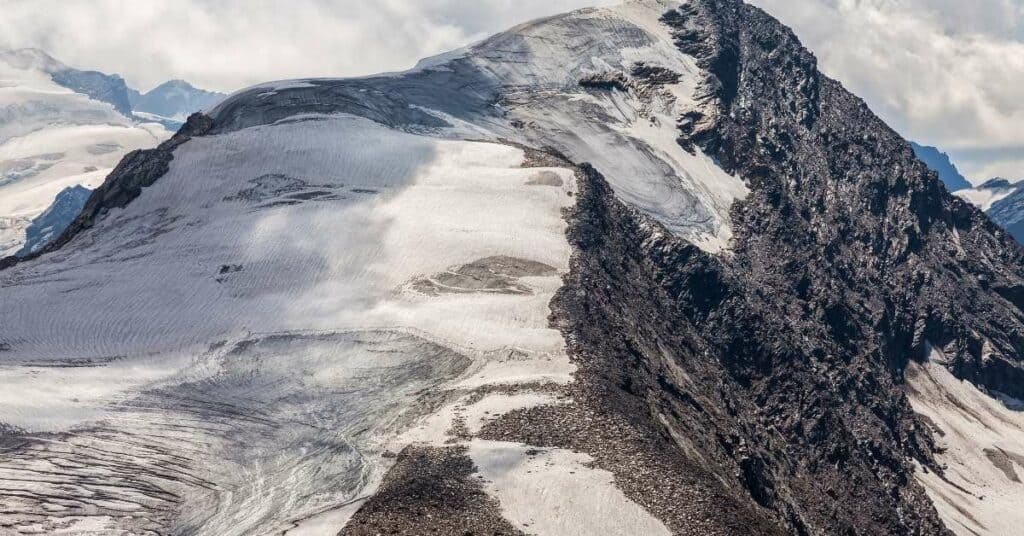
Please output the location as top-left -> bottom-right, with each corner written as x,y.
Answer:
749,0 -> 1024,182
0,0 -> 610,93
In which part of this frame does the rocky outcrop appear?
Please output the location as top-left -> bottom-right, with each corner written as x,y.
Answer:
667,0 -> 1024,398
554,162 -> 948,534
542,0 -> 1024,533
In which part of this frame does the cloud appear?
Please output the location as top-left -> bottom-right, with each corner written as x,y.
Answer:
749,0 -> 1024,182
0,0 -> 609,93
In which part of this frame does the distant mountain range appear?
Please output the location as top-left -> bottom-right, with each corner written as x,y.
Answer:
16,184 -> 91,257
129,79 -> 225,129
910,141 -> 1023,243
910,143 -> 973,192
0,48 -> 225,256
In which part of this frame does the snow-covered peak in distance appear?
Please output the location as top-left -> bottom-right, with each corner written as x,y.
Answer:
956,176 -> 1021,211
129,79 -> 227,128
1,48 -> 136,117
0,48 -> 66,73
0,48 -> 167,256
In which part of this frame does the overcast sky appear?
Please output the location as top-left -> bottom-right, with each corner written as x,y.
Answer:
1,0 -> 1021,182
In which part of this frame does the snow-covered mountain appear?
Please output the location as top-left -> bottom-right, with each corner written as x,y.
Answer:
1,1 -> 1023,535
974,178 -> 1024,243
129,79 -> 226,129
0,48 -> 167,257
957,177 -> 1019,211
0,49 -> 222,257
909,142 -> 1024,244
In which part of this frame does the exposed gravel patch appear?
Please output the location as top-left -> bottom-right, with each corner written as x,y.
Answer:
340,445 -> 525,536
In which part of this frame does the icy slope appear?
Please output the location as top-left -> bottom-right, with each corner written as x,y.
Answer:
0,49 -> 168,256
0,2 -> 742,533
0,113 -> 646,534
210,0 -> 747,253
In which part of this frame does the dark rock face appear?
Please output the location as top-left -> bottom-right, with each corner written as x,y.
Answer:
50,68 -> 134,118
16,185 -> 91,257
579,71 -> 630,91
536,0 -> 1024,534
538,0 -> 1024,533
554,165 -> 948,535
667,0 -> 1024,400
0,113 -> 214,270
911,143 -> 973,193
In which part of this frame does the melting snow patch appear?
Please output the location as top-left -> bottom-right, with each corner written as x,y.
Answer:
468,440 -> 673,536
906,349 -> 1024,536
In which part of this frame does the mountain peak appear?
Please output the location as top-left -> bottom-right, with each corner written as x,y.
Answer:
0,2 -> 1022,535
154,78 -> 195,90
911,141 -> 973,191
129,79 -> 226,125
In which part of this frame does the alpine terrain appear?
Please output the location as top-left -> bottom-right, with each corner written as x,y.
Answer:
0,49 -> 225,258
955,178 -> 1024,245
908,143 -> 1024,245
1,1 -> 1022,535
910,143 -> 973,193
0,49 -> 168,257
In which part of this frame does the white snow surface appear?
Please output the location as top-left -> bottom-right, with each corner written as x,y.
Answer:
955,183 -> 1018,211
0,50 -> 168,255
906,347 -> 1024,536
0,113 -> 596,534
0,2 -> 751,533
469,0 -> 747,252
469,440 -> 673,536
